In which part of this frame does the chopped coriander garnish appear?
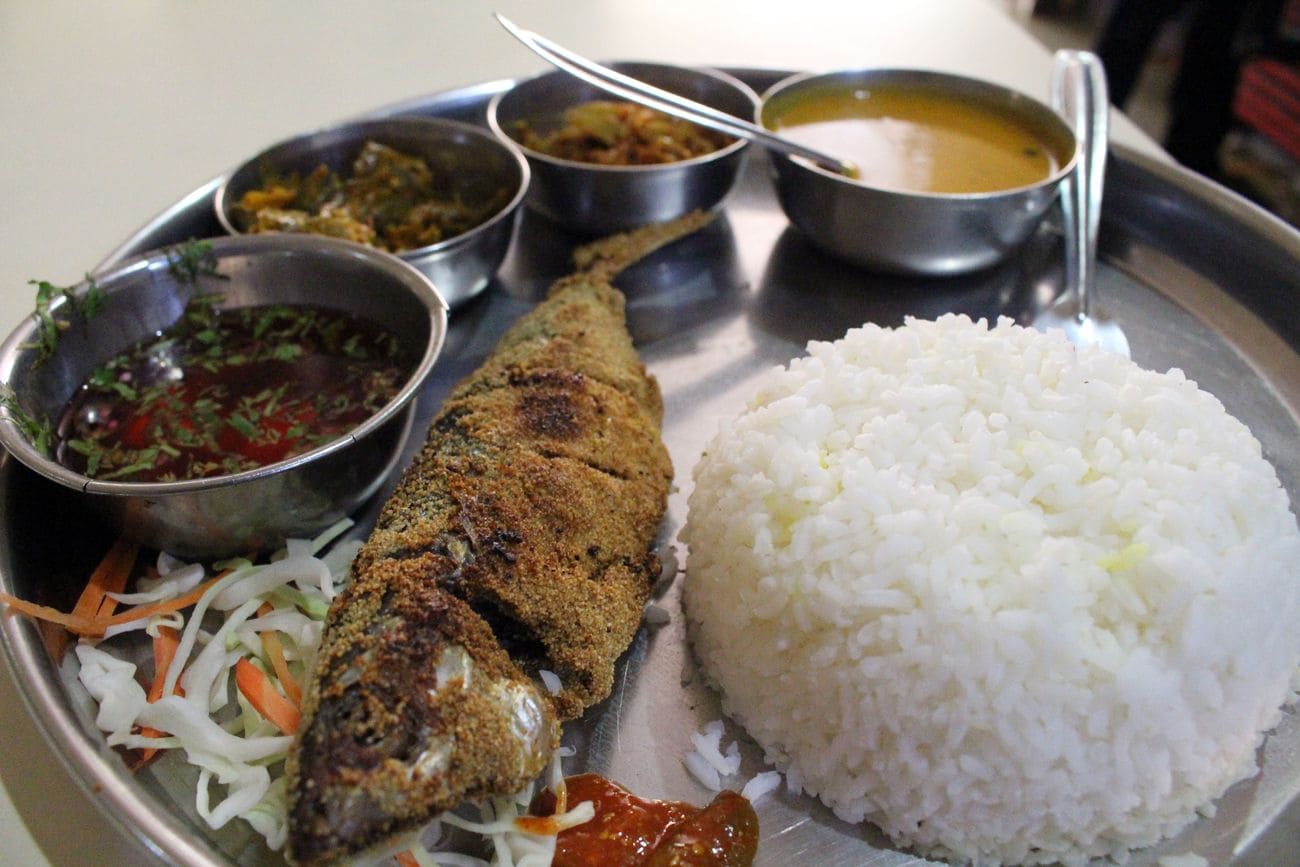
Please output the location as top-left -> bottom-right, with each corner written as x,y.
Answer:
26,278 -> 101,364
0,387 -> 55,457
166,239 -> 225,285
53,303 -> 413,482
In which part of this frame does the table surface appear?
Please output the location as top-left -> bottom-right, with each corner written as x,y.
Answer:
0,1 -> 1165,864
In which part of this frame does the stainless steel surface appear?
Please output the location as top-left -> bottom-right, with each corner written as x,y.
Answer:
2,70 -> 1299,866
494,14 -> 854,176
0,234 -> 448,559
486,62 -> 756,235
758,68 -> 1079,276
213,117 -> 528,309
1033,50 -> 1131,356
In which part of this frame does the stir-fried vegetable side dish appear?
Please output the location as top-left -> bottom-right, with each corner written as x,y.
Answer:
236,141 -> 504,252
514,101 -> 732,165
56,303 -> 413,482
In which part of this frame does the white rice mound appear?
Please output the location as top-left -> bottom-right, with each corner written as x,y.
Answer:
681,314 -> 1300,866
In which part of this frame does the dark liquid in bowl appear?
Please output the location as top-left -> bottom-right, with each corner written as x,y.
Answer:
56,304 -> 414,482
769,84 -> 1066,194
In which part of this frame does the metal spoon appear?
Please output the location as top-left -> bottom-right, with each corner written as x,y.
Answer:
1034,49 -> 1131,357
494,13 -> 858,177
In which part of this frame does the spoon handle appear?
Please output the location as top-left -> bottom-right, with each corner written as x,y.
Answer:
1051,50 -> 1109,321
494,13 -> 854,175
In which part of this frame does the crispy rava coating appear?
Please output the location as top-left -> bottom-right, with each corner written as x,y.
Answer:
284,216 -> 701,866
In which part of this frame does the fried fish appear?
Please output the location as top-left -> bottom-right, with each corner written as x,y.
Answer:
284,214 -> 707,865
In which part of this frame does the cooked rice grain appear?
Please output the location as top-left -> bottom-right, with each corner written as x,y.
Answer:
681,315 -> 1300,866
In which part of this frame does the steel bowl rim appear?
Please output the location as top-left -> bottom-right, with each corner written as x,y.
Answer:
212,115 -> 530,261
758,66 -> 1080,201
485,60 -> 759,174
0,233 -> 447,498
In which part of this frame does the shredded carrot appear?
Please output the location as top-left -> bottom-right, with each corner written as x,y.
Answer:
134,626 -> 182,766
0,537 -> 138,642
71,537 -> 139,622
147,626 -> 182,703
394,851 -> 421,867
0,594 -> 101,635
0,573 -> 225,638
101,573 -> 226,627
261,630 -> 301,706
254,599 -> 302,706
235,657 -> 300,735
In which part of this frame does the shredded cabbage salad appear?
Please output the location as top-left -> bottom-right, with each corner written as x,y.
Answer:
71,519 -> 591,866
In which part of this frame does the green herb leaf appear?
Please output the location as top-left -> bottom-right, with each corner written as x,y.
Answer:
80,275 -> 107,319
0,387 -> 55,457
227,412 -> 259,438
99,447 -> 160,481
271,343 -> 303,362
65,438 -> 96,456
166,239 -> 225,285
341,333 -> 367,359
87,367 -> 117,389
27,280 -> 66,363
24,277 -> 108,365
111,381 -> 138,402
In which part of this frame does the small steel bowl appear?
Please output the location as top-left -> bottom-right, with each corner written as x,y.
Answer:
0,234 -> 447,559
214,116 -> 528,308
758,68 -> 1078,275
486,62 -> 758,235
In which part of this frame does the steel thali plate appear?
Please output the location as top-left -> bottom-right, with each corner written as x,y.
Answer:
1,69 -> 1298,866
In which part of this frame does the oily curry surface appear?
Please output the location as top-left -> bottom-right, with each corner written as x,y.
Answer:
769,84 -> 1067,194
